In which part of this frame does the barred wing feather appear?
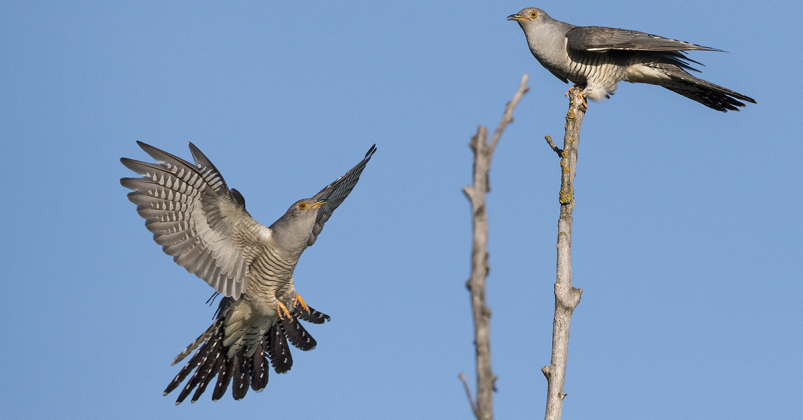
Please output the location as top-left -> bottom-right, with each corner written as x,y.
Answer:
121,141 -> 266,299
306,144 -> 376,246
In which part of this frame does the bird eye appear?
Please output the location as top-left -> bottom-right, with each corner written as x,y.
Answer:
298,202 -> 308,210
529,11 -> 538,18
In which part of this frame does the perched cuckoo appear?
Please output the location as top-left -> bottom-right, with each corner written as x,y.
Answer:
508,8 -> 756,111
121,141 -> 376,404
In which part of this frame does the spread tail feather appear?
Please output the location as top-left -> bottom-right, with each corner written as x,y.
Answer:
231,347 -> 251,400
266,322 -> 293,374
164,297 -> 330,404
294,303 -> 331,324
281,315 -> 317,351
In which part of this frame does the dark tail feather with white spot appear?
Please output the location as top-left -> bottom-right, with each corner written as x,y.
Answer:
211,357 -> 234,400
251,340 -> 269,391
231,347 -> 251,400
164,298 -> 329,404
163,317 -> 224,400
164,298 -> 240,404
294,303 -> 331,324
281,316 -> 318,351
267,323 -> 293,374
164,313 -> 229,404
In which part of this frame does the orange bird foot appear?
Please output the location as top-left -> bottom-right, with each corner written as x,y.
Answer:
294,294 -> 310,313
276,301 -> 292,320
566,87 -> 588,110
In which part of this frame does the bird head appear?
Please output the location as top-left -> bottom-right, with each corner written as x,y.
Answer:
269,198 -> 327,254
507,7 -> 547,27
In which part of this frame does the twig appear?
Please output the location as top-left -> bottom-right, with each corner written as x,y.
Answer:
544,135 -> 563,157
461,74 -> 529,420
459,372 -> 477,415
543,86 -> 585,420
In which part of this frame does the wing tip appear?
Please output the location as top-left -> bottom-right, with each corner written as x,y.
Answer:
187,142 -> 201,159
365,144 -> 377,159
136,140 -> 155,153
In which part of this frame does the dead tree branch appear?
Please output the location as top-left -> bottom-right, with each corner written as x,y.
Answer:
461,74 -> 529,420
542,86 -> 585,420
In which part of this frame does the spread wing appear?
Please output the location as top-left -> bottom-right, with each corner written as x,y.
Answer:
121,141 -> 266,299
566,26 -> 722,53
306,144 -> 376,246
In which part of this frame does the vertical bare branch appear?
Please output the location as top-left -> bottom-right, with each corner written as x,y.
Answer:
542,86 -> 585,420
461,74 -> 529,420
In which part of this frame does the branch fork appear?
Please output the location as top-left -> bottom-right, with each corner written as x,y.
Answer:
461,74 -> 529,420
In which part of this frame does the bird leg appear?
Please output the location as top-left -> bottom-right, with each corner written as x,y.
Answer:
293,294 -> 310,313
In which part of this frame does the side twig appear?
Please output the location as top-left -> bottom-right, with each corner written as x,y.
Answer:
544,135 -> 563,157
542,86 -> 585,420
461,74 -> 529,420
459,373 -> 477,414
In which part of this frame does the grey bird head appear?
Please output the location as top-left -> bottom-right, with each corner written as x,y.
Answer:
269,198 -> 327,254
507,7 -> 547,24
507,8 -> 561,34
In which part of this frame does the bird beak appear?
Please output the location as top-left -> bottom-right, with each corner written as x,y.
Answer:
507,13 -> 525,22
310,200 -> 327,209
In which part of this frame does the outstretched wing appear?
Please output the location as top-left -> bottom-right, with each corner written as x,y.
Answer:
121,141 -> 266,299
566,26 -> 722,53
306,144 -> 376,246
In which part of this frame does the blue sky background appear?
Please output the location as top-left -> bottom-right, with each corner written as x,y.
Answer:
2,1 -> 800,419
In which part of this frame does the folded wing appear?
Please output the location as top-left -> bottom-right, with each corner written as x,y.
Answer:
567,26 -> 722,53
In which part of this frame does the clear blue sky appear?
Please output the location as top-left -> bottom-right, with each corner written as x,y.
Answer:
1,1 -> 799,419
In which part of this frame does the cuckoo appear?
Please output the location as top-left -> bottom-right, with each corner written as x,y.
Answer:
121,141 -> 376,404
508,8 -> 756,111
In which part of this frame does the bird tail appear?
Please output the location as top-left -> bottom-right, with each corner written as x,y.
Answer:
649,62 -> 757,112
163,297 -> 330,405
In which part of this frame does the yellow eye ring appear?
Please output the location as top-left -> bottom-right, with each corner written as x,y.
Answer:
529,11 -> 538,18
298,202 -> 308,210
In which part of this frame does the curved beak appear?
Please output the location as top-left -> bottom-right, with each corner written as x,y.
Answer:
310,200 -> 327,209
507,13 -> 525,22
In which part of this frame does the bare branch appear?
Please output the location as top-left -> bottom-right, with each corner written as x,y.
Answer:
462,74 -> 529,420
543,86 -> 585,420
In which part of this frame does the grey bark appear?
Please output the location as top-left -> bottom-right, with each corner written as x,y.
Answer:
461,74 -> 529,420
542,87 -> 585,420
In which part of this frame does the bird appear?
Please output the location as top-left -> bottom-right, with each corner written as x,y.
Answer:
507,7 -> 756,111
120,141 -> 376,404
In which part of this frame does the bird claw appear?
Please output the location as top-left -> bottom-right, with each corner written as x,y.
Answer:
293,294 -> 310,313
565,87 -> 588,111
276,302 -> 292,320
277,295 -> 311,320
567,87 -> 588,111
